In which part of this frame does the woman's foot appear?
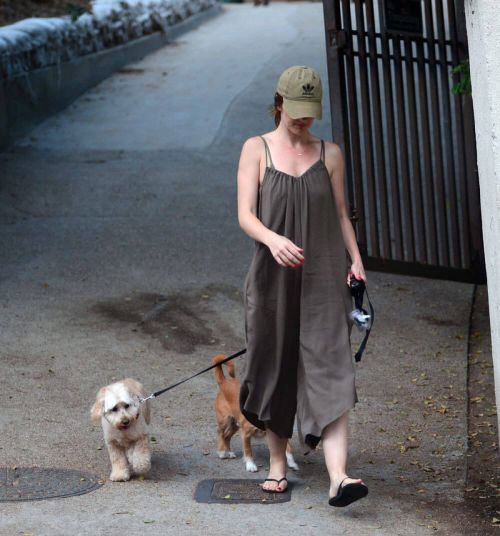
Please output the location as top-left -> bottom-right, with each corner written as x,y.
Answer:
262,456 -> 288,492
329,474 -> 364,497
329,474 -> 368,507
262,476 -> 288,493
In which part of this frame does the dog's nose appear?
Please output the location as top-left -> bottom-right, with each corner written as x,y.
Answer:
122,419 -> 130,426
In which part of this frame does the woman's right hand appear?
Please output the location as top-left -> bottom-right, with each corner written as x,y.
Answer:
266,233 -> 305,268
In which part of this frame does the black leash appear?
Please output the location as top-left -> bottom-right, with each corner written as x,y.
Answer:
354,286 -> 374,363
140,348 -> 247,403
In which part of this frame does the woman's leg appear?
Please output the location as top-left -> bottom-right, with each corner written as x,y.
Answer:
322,410 -> 364,497
262,428 -> 288,491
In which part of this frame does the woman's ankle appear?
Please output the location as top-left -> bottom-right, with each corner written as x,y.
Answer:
268,455 -> 286,474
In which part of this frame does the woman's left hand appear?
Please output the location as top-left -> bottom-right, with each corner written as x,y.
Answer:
347,259 -> 367,284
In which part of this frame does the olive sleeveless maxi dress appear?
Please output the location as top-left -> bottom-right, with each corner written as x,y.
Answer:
239,136 -> 358,450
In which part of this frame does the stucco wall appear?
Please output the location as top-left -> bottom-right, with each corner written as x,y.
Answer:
464,0 -> 500,435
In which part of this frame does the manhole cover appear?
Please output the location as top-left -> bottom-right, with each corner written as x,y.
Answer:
194,479 -> 292,504
0,467 -> 103,502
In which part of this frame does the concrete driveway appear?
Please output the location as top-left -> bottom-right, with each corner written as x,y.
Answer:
0,3 -> 493,535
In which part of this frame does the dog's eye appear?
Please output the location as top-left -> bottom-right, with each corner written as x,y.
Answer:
124,404 -> 130,409
111,406 -> 118,412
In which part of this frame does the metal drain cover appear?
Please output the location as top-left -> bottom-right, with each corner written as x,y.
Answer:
194,479 -> 292,504
0,467 -> 103,502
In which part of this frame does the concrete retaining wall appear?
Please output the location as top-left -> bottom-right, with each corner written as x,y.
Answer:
0,2 -> 221,150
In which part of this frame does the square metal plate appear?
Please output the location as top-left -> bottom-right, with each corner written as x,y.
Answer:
194,479 -> 292,504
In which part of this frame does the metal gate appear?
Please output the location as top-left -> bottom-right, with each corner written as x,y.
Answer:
322,0 -> 485,283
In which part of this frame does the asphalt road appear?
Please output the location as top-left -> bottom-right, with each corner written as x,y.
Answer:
0,4 -> 491,535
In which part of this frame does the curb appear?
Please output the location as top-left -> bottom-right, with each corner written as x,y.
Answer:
0,3 -> 223,151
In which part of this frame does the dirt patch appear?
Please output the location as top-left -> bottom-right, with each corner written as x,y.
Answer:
92,284 -> 242,354
0,1 -> 92,26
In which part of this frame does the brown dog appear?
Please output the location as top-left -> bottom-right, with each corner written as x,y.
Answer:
212,354 -> 298,472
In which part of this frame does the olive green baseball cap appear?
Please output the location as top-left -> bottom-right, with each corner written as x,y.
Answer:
277,65 -> 323,120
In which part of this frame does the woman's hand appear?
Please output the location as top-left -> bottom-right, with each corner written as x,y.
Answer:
348,258 -> 367,283
266,233 -> 304,268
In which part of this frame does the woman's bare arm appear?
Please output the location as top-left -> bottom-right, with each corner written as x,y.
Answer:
325,141 -> 367,281
237,137 -> 304,268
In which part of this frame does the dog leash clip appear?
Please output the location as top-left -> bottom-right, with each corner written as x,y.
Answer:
139,394 -> 156,405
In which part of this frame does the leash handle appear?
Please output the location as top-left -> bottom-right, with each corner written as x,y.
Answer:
354,287 -> 374,362
141,348 -> 247,402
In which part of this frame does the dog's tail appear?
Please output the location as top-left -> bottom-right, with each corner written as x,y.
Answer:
212,353 -> 236,384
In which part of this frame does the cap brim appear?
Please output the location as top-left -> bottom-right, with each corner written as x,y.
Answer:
283,99 -> 322,120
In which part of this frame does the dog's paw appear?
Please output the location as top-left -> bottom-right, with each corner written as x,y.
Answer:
110,469 -> 131,482
132,458 -> 151,475
286,452 -> 299,471
218,450 -> 237,459
244,457 -> 258,472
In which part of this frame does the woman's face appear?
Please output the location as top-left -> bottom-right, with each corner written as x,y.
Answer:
279,106 -> 315,134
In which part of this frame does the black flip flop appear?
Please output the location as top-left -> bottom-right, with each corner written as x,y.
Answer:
328,477 -> 368,507
262,477 -> 288,494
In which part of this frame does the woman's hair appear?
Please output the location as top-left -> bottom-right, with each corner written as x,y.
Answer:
268,92 -> 284,127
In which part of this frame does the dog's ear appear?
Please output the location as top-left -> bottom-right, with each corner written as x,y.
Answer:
122,378 -> 150,423
122,378 -> 146,398
90,387 -> 107,423
142,399 -> 151,425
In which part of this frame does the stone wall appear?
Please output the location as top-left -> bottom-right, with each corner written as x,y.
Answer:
0,0 -> 216,80
0,0 -> 220,149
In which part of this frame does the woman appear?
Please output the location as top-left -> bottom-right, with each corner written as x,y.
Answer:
237,65 -> 368,507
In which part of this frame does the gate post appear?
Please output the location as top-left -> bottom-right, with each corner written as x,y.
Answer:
464,0 -> 500,448
322,1 -> 360,233
454,0 -> 486,283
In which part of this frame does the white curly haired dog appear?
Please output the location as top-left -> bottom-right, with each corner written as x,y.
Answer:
91,378 -> 151,481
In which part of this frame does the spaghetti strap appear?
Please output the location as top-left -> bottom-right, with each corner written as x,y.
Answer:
320,139 -> 325,162
260,136 -> 275,169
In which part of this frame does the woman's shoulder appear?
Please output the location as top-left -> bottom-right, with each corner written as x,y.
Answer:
240,133 -> 275,159
239,135 -> 268,167
322,139 -> 343,161
242,132 -> 275,146
321,139 -> 341,151
318,140 -> 344,177
241,135 -> 266,152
